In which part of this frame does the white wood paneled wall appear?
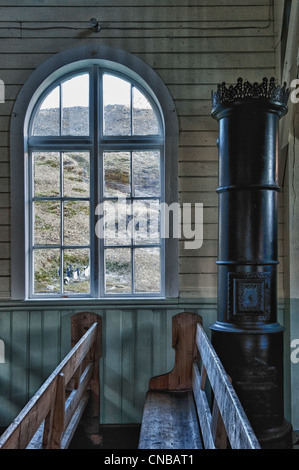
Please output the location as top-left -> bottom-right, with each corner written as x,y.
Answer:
0,0 -> 280,299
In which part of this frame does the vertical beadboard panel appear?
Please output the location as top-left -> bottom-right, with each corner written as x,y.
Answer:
166,309 -> 177,372
60,309 -> 72,359
133,309 -> 154,419
102,309 -> 123,424
121,309 -> 138,423
41,310 -> 61,379
152,309 -> 168,378
28,310 -> 43,398
0,310 -> 12,426
10,310 -> 29,420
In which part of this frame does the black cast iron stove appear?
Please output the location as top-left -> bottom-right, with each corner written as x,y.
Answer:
210,77 -> 292,448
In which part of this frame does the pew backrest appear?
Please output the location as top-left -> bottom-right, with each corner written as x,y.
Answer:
0,312 -> 101,449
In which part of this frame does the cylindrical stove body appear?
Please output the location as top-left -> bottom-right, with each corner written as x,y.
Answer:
210,78 -> 292,448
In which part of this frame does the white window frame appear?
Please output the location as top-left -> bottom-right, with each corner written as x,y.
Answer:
10,46 -> 179,300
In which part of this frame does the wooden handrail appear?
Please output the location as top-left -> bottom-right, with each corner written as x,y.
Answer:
193,322 -> 261,449
0,312 -> 101,449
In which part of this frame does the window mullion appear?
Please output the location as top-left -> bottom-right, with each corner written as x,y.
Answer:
93,65 -> 101,298
60,151 -> 64,295
59,83 -> 62,136
29,149 -> 34,298
130,84 -> 133,137
131,149 -> 134,294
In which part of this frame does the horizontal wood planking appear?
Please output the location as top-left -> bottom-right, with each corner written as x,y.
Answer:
0,26 -> 274,40
0,178 -> 9,192
0,1 -> 272,7
0,148 -> 9,162
0,69 -> 276,88
0,6 -> 271,22
180,239 -> 284,257
0,1 -> 279,299
0,52 -> 275,71
136,52 -> 275,70
0,193 -> 10,207
0,36 -> 274,53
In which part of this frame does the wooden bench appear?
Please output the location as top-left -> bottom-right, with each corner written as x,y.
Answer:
138,312 -> 261,450
0,312 -> 102,449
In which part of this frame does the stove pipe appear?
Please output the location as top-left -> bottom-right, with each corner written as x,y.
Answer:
210,78 -> 292,448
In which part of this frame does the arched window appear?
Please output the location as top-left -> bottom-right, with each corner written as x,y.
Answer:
10,47 -> 178,300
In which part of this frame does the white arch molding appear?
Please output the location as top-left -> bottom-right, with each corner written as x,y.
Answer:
10,45 -> 179,300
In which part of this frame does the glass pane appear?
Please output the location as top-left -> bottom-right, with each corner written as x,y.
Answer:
103,74 -> 131,136
34,249 -> 60,294
133,151 -> 160,197
34,201 -> 60,245
63,152 -> 90,198
105,248 -> 132,294
63,249 -> 90,294
62,74 -> 89,136
32,85 -> 60,136
133,87 -> 160,135
103,200 -> 132,246
63,201 -> 90,246
134,247 -> 161,293
133,199 -> 160,245
104,152 -> 131,197
33,152 -> 60,197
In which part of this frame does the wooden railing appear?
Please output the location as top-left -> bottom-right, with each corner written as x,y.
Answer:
0,312 -> 102,449
193,321 -> 260,449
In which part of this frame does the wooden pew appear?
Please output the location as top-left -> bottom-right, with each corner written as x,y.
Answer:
0,312 -> 102,449
138,312 -> 261,450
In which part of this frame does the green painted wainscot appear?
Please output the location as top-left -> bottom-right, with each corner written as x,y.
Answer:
0,298 -> 291,428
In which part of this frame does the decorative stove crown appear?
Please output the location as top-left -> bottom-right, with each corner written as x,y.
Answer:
211,77 -> 289,110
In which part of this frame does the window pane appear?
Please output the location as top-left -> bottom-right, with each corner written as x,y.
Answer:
103,74 -> 131,136
34,201 -> 60,245
133,199 -> 160,245
32,86 -> 60,136
33,152 -> 60,197
63,201 -> 90,246
103,200 -> 132,246
134,247 -> 161,293
61,74 -> 89,136
63,152 -> 90,198
63,249 -> 90,294
34,249 -> 60,294
104,152 -> 131,197
133,87 -> 160,135
133,151 -> 160,197
105,248 -> 132,294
